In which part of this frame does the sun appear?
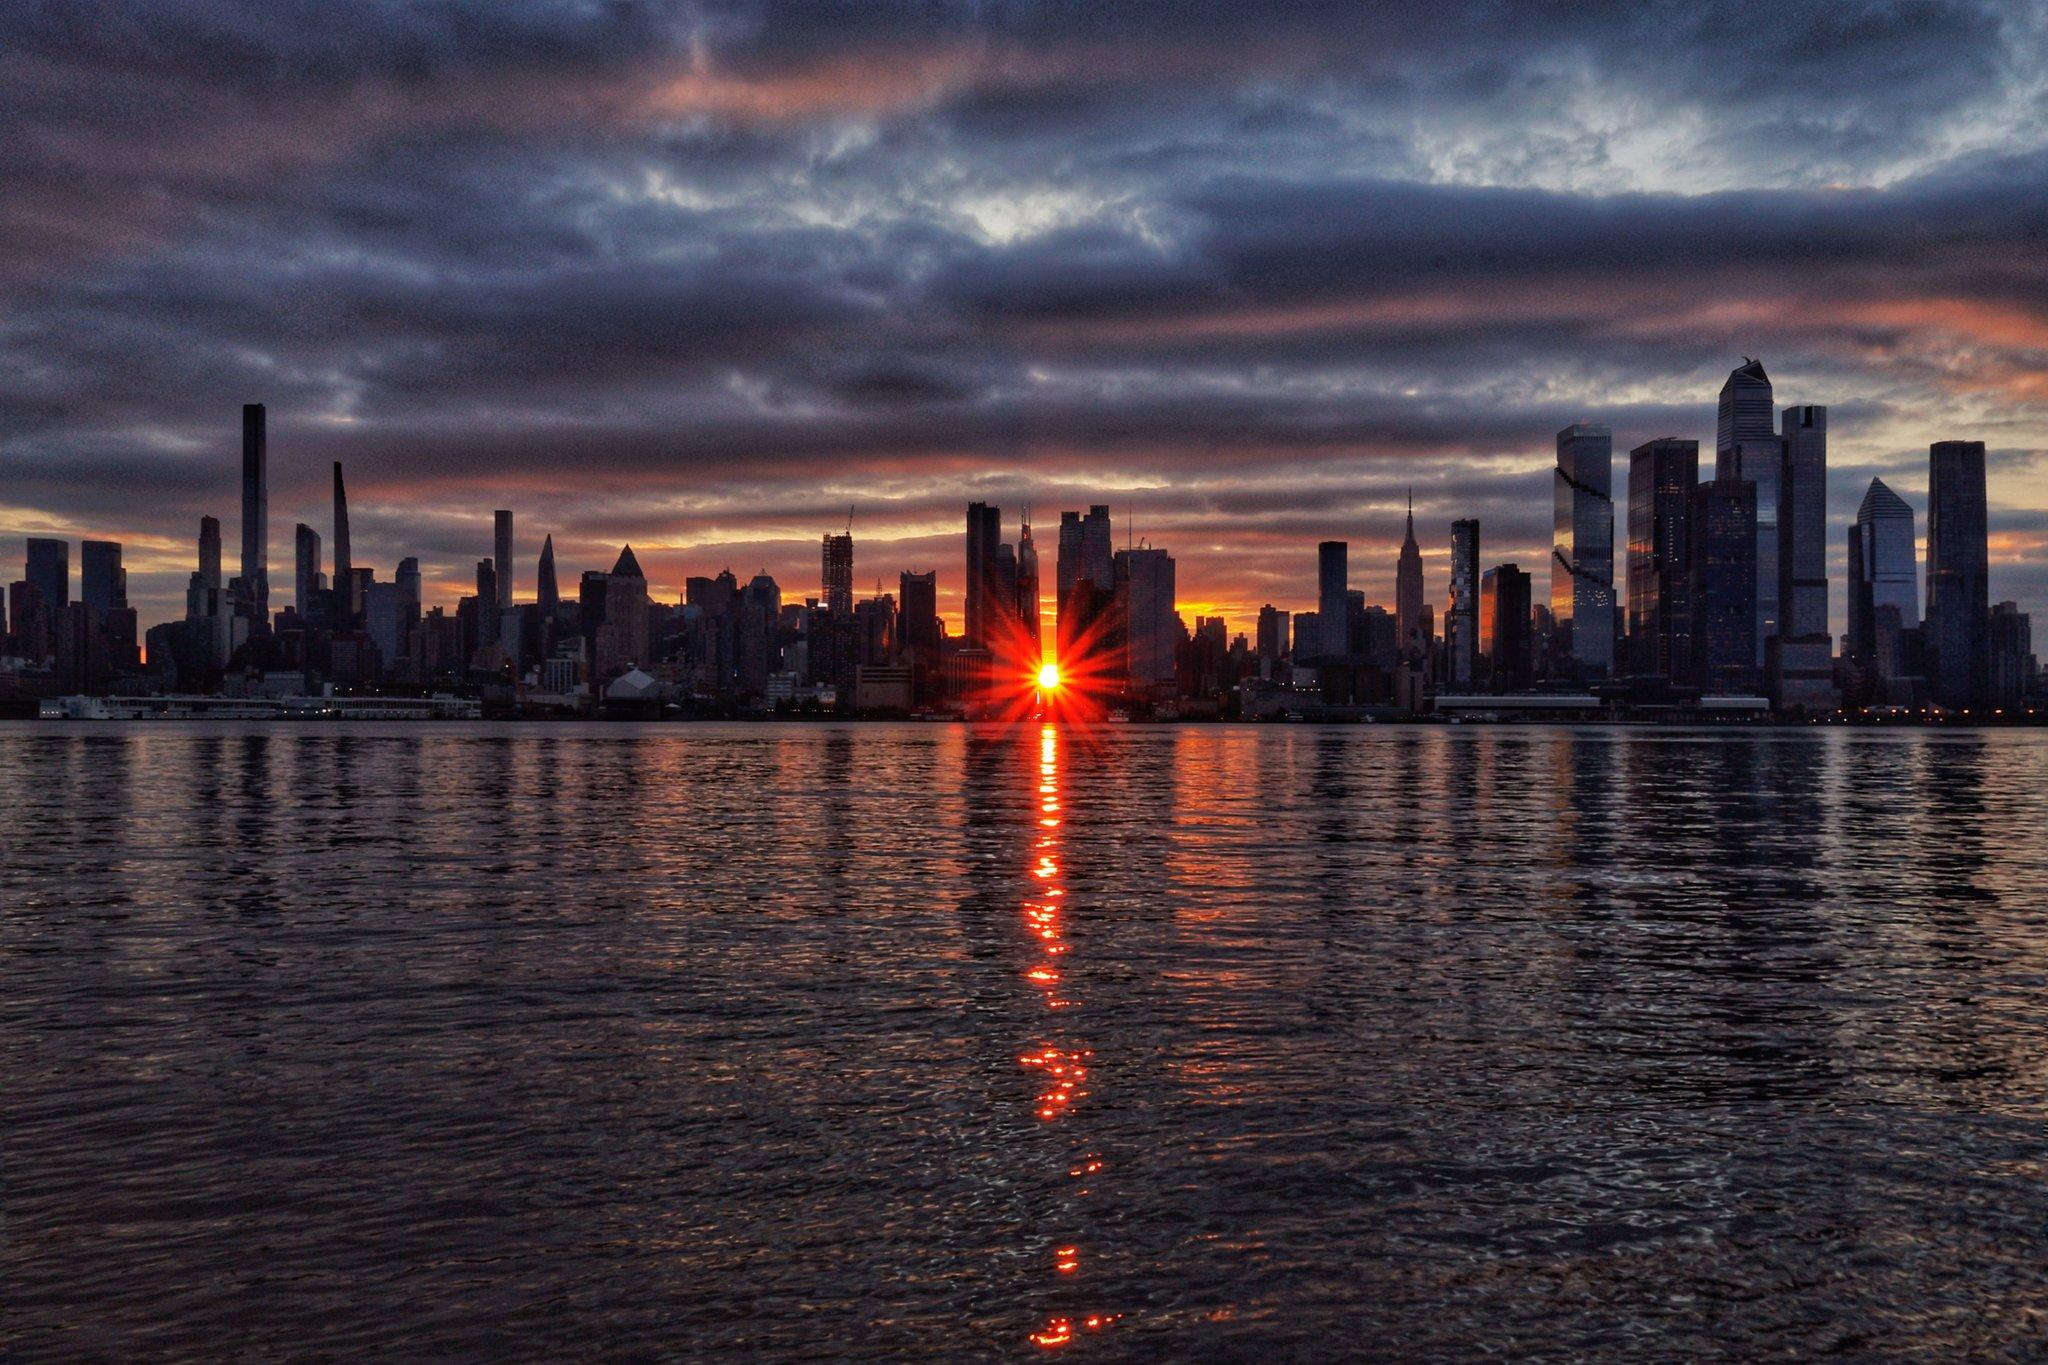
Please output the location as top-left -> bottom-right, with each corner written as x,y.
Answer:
1036,662 -> 1061,691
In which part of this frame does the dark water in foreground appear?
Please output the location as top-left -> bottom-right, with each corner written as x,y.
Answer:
6,722 -> 2048,1359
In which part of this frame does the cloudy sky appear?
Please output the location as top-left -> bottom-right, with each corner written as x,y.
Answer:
5,0 -> 2046,636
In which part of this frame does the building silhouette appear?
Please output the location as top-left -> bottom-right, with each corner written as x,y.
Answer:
494,511 -> 515,610
1847,478 -> 1918,673
1120,546 -> 1176,689
1926,439 -> 1990,707
1627,437 -> 1698,682
240,403 -> 268,627
821,531 -> 853,617
294,524 -> 323,618
332,462 -> 356,628
1395,491 -> 1426,659
1716,360 -> 1779,668
80,540 -> 124,615
964,502 -> 1000,648
1691,477 -> 1759,694
1775,403 -> 1835,706
1316,540 -> 1348,657
1447,519 -> 1480,688
1480,563 -> 1530,692
1552,422 -> 1615,678
537,534 -> 560,621
26,537 -> 68,610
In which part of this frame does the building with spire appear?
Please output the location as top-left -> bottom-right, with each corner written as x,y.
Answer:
1395,491 -> 1426,660
537,534 -> 560,620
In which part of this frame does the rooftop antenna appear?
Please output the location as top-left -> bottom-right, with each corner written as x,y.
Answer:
847,504 -> 854,535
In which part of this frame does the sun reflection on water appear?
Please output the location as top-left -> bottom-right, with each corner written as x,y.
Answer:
1020,724 -> 1119,1348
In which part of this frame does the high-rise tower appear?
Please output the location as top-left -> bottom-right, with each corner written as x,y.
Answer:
1447,520 -> 1480,687
1552,423 -> 1615,677
1926,440 -> 1990,708
1774,404 -> 1835,706
537,534 -> 560,621
822,529 -> 854,616
240,403 -> 268,626
294,524 -> 322,617
1627,438 -> 1699,681
1317,540 -> 1348,657
965,502 -> 1000,647
1016,510 -> 1041,667
494,511 -> 515,610
1395,491 -> 1425,660
1848,478 -> 1917,673
1715,360 -> 1779,668
332,461 -> 356,628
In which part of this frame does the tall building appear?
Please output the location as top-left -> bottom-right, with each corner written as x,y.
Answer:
1054,504 -> 1114,662
26,537 -> 68,610
1552,422 -> 1615,677
965,501 -> 1000,647
1317,540 -> 1348,657
1848,478 -> 1918,670
1480,563 -> 1531,692
1447,519 -> 1480,688
537,535 -> 560,621
821,530 -> 854,616
1774,404 -> 1835,706
79,540 -> 125,615
1716,359 -> 1780,667
1395,491 -> 1425,659
1690,477 -> 1759,694
494,511 -> 515,610
899,570 -> 939,664
240,403 -> 268,626
1016,512 -> 1041,667
1120,546 -> 1176,687
1990,603 -> 2035,706
332,461 -> 356,628
1926,439 -> 1991,708
475,560 -> 499,646
294,524 -> 323,617
1627,438 -> 1699,681
1256,604 -> 1290,664
198,516 -> 222,592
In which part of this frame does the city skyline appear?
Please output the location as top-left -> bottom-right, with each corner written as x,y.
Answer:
4,5 -> 2047,638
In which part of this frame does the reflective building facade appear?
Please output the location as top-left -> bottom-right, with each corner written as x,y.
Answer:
1926,440 -> 1990,707
1627,438 -> 1698,681
1551,422 -> 1615,677
1716,360 -> 1779,667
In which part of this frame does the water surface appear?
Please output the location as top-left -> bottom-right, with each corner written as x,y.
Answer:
6,723 -> 2048,1358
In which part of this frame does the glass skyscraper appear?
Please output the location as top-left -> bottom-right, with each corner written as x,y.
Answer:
1715,359 -> 1779,669
1627,438 -> 1697,681
1552,422 -> 1615,677
1926,440 -> 1990,707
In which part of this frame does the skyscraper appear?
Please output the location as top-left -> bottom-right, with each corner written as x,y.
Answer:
965,501 -> 1000,647
475,559 -> 499,646
494,510 -> 515,610
1848,478 -> 1917,669
1395,491 -> 1425,659
1990,602 -> 2035,706
821,530 -> 853,616
79,540 -> 125,615
1552,423 -> 1615,677
1317,540 -> 1348,657
1016,512 -> 1041,666
332,461 -> 356,628
1926,439 -> 1990,708
1480,563 -> 1531,692
1774,404 -> 1835,706
899,570 -> 939,663
1716,359 -> 1780,667
1256,604 -> 1290,666
26,537 -> 69,612
1690,477 -> 1759,694
1054,504 -> 1114,662
1447,519 -> 1480,688
1627,438 -> 1698,681
1120,546 -> 1176,687
294,524 -> 323,617
240,403 -> 268,625
537,534 -> 560,620
198,516 -> 222,592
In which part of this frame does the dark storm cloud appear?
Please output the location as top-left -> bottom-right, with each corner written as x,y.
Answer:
2,0 -> 2044,628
